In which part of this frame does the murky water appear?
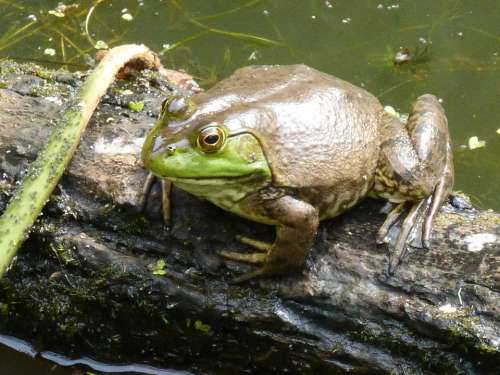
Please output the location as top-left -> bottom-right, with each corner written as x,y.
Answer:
0,0 -> 499,373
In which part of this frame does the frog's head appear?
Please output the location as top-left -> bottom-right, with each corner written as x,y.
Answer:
142,96 -> 272,187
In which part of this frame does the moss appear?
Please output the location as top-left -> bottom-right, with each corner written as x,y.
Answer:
478,342 -> 497,354
28,83 -> 58,98
0,302 -> 8,316
50,242 -> 78,266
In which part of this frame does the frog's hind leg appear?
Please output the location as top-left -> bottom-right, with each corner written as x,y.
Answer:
375,95 -> 454,272
421,148 -> 454,248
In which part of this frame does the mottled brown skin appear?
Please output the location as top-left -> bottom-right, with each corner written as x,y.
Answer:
144,65 -> 453,281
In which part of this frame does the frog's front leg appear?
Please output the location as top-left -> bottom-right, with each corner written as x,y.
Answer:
220,195 -> 319,283
374,94 -> 454,271
140,172 -> 172,227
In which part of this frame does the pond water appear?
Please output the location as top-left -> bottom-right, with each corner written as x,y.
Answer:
0,0 -> 499,373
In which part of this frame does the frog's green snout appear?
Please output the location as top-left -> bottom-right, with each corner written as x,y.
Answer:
142,96 -> 197,173
141,123 -> 171,172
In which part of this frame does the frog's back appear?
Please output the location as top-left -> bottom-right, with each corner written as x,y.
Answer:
192,65 -> 383,216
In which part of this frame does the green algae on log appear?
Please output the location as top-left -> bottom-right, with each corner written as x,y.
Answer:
0,44 -> 161,277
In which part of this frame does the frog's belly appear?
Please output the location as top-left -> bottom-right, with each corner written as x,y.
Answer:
309,180 -> 373,221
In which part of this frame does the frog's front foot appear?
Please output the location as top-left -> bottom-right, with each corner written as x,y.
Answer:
140,172 -> 172,227
220,235 -> 270,263
220,195 -> 319,283
219,235 -> 272,282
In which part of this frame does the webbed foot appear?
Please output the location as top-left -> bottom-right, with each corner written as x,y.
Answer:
376,94 -> 454,274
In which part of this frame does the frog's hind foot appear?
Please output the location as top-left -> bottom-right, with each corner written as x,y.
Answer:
377,94 -> 454,274
385,198 -> 429,275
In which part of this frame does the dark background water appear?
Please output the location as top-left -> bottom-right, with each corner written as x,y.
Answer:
0,0 -> 499,373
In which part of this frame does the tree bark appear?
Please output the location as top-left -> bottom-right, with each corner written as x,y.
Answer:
0,60 -> 498,375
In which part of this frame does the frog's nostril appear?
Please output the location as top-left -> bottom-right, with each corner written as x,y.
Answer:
166,145 -> 177,155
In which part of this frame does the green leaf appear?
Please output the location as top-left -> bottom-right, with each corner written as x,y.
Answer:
151,259 -> 167,275
128,101 -> 144,112
194,319 -> 212,333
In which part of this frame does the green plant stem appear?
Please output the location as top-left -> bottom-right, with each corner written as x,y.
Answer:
0,44 -> 158,278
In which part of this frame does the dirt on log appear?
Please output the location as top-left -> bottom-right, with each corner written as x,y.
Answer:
0,60 -> 498,375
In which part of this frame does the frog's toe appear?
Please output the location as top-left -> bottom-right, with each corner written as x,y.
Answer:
139,172 -> 157,212
219,250 -> 267,264
235,235 -> 272,252
387,198 -> 428,273
231,268 -> 268,283
377,202 -> 406,245
140,173 -> 172,227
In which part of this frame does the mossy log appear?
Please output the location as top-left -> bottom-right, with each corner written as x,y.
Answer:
0,60 -> 498,375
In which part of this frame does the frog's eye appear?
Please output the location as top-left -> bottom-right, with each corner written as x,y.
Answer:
197,126 -> 226,153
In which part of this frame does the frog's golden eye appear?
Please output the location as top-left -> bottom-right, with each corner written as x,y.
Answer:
197,126 -> 226,153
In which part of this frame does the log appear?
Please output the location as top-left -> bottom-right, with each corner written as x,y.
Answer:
0,60 -> 498,375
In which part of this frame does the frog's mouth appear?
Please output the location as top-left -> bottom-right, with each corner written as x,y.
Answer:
162,173 -> 265,186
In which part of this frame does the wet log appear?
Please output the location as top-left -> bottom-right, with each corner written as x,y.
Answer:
0,60 -> 498,375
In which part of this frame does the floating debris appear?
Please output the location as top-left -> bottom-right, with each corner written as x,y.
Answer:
94,40 -> 109,50
394,48 -> 411,64
48,10 -> 65,18
121,13 -> 134,21
467,136 -> 486,150
44,48 -> 56,56
48,3 -> 78,17
496,128 -> 500,135
248,50 -> 260,61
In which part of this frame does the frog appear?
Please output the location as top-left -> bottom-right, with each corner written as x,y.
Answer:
141,64 -> 454,282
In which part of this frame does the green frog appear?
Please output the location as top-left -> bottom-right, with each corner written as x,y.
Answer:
141,65 -> 454,282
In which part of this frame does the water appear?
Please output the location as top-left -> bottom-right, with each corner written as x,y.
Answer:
0,0 -> 499,373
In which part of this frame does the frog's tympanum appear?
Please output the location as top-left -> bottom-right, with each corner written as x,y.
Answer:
142,65 -> 453,282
